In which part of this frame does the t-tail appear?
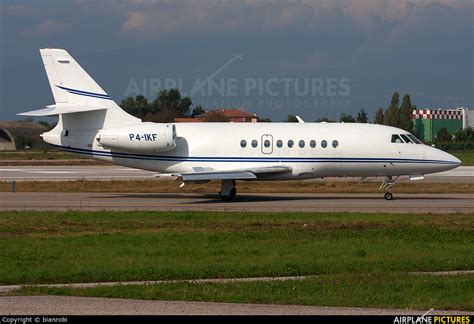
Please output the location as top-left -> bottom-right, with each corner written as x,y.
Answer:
18,48 -> 140,147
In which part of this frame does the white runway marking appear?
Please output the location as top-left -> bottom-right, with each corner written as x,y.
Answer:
23,171 -> 75,174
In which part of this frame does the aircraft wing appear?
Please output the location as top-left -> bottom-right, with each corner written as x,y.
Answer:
175,165 -> 292,181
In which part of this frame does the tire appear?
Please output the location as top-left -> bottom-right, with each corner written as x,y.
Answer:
384,192 -> 393,200
219,188 -> 237,201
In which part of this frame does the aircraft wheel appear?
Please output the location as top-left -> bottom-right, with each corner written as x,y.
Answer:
219,188 -> 237,201
384,192 -> 393,200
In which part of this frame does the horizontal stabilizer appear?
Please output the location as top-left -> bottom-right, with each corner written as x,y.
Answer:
18,104 -> 107,116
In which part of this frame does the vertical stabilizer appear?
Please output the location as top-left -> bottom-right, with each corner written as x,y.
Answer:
40,48 -> 111,104
37,48 -> 140,128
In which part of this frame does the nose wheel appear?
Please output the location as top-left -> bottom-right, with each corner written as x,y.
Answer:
380,176 -> 398,200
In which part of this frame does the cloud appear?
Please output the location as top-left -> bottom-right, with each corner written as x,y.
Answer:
115,0 -> 469,39
117,1 -> 323,39
21,19 -> 67,39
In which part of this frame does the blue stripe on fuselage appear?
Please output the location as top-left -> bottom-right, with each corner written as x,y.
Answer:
51,144 -> 458,165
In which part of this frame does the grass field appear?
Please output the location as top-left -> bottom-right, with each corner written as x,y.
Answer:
15,274 -> 474,311
2,179 -> 474,193
0,150 -> 80,160
452,151 -> 474,166
2,210 -> 473,310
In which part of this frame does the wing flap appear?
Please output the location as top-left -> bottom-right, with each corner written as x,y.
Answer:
175,165 -> 292,181
249,165 -> 292,174
179,171 -> 257,181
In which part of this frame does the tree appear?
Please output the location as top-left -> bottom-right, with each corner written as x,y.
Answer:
191,105 -> 206,117
15,135 -> 33,150
436,127 -> 451,142
120,89 -> 194,122
339,113 -> 356,123
20,117 -> 34,123
356,109 -> 369,123
399,94 -> 414,132
453,127 -> 473,142
374,108 -> 385,124
257,118 -> 272,122
38,120 -> 54,130
120,95 -> 151,118
284,115 -> 298,122
384,92 -> 400,127
203,110 -> 230,122
146,89 -> 193,122
315,117 -> 333,122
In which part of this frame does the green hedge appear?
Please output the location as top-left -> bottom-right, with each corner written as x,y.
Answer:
429,142 -> 473,151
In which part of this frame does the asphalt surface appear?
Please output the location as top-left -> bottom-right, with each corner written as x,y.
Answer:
0,165 -> 473,183
1,296 -> 471,315
1,192 -> 473,213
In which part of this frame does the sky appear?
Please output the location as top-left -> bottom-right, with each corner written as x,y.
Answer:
0,0 -> 472,121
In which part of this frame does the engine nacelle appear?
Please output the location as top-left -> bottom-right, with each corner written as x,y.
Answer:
97,122 -> 176,153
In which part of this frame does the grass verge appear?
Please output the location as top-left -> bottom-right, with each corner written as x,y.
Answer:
452,151 -> 474,166
0,211 -> 473,285
1,179 -> 473,193
13,273 -> 474,310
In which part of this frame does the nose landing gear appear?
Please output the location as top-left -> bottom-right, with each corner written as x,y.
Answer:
380,176 -> 399,200
219,180 -> 237,201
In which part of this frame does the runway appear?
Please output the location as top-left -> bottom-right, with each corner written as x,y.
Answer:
1,192 -> 473,213
1,296 -> 471,315
0,165 -> 473,183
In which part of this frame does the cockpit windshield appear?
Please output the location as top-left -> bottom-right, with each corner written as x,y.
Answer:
391,134 -> 403,143
392,134 -> 423,144
407,134 -> 422,144
400,134 -> 413,143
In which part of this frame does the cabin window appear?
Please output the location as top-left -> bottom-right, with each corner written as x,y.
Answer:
288,140 -> 294,148
299,140 -> 305,148
321,140 -> 327,148
264,140 -> 271,148
400,134 -> 413,144
332,140 -> 339,148
310,140 -> 316,148
251,140 -> 258,148
408,134 -> 422,144
240,140 -> 247,148
276,140 -> 283,148
391,134 -> 403,143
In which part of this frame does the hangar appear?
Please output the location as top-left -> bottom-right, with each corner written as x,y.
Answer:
412,107 -> 470,142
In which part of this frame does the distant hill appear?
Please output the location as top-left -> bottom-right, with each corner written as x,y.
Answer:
0,121 -> 50,150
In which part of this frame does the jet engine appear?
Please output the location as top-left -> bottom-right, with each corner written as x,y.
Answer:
97,122 -> 177,153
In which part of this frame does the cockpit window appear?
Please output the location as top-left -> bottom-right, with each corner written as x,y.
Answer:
391,134 -> 403,143
400,134 -> 413,144
407,134 -> 422,144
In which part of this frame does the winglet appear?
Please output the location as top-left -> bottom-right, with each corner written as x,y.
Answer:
295,116 -> 305,123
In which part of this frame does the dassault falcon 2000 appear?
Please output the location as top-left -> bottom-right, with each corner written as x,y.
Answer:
19,48 -> 461,201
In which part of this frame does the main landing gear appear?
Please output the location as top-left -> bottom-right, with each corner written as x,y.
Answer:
219,180 -> 237,201
379,176 -> 399,200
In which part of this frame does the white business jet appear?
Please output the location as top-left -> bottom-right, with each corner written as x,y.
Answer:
19,49 -> 461,201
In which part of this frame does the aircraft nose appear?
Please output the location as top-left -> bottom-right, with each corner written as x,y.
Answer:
425,146 -> 461,169
448,153 -> 462,166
